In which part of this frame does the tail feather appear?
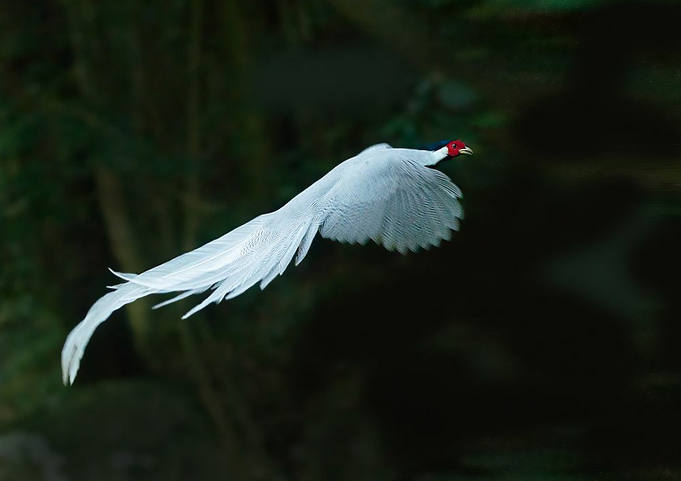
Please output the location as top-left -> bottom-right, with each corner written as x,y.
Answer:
62,212 -> 319,385
294,223 -> 319,266
61,282 -> 151,385
152,287 -> 209,310
181,282 -> 232,319
108,268 -> 138,282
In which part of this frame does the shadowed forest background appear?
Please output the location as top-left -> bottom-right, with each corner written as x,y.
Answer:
1,0 -> 681,480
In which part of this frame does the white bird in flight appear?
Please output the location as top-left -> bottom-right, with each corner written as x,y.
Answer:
62,139 -> 473,385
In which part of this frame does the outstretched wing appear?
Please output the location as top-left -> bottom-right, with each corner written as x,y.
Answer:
319,154 -> 463,253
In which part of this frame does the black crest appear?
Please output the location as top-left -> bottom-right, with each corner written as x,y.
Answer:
420,140 -> 451,151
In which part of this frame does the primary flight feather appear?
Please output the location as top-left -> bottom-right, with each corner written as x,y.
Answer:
62,139 -> 473,385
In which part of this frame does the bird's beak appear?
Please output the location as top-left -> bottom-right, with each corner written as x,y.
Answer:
459,146 -> 474,155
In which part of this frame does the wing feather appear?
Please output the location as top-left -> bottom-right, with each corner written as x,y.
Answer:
319,156 -> 463,252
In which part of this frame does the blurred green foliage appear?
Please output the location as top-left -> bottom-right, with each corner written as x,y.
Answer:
1,0 -> 681,480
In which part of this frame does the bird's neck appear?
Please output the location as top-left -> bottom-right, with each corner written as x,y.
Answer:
424,146 -> 449,166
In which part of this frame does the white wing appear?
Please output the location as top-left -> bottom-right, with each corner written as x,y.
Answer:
318,152 -> 463,253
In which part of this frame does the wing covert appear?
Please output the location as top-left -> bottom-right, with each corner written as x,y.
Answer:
318,156 -> 463,253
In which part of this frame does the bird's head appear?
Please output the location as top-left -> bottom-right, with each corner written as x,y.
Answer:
446,139 -> 473,157
421,139 -> 474,166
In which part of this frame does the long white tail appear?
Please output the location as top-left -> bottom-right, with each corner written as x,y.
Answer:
61,282 -> 151,385
61,212 -> 319,385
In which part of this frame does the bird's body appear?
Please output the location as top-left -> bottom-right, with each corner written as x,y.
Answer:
61,140 -> 472,384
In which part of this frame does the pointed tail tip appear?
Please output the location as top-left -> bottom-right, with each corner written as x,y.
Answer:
61,337 -> 81,386
61,367 -> 75,386
61,363 -> 75,386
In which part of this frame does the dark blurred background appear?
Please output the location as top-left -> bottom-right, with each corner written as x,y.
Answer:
1,0 -> 680,480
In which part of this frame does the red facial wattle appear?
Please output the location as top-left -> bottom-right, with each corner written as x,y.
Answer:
447,140 -> 467,157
